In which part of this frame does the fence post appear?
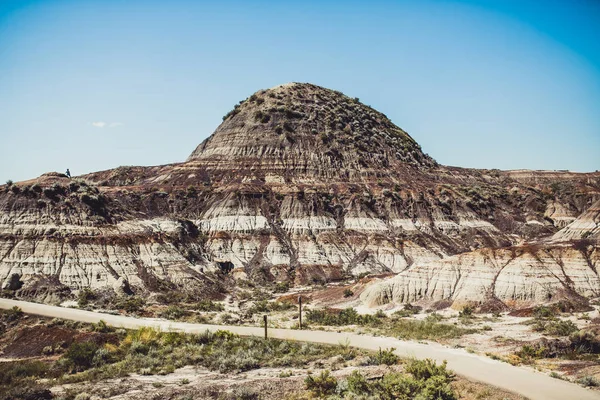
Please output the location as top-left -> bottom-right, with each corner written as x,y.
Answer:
298,296 -> 302,330
264,314 -> 268,339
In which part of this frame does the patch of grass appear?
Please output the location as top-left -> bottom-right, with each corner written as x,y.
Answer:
305,307 -> 472,341
388,314 -> 476,341
53,327 -> 367,386
306,307 -> 384,326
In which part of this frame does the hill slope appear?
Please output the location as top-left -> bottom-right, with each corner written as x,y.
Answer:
1,83 -> 599,308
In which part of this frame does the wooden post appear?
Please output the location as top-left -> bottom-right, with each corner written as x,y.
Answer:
264,314 -> 268,339
298,296 -> 302,330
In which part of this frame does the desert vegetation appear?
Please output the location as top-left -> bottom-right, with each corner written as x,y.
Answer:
0,307 -> 367,399
0,307 -> 528,400
306,307 -> 476,341
304,359 -> 456,399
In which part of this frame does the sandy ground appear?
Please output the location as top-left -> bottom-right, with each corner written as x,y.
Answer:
2,298 -> 600,400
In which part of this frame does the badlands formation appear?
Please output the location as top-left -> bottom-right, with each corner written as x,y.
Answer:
1,83 -> 599,310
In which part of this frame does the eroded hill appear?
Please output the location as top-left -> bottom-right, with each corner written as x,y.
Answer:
1,83 -> 598,309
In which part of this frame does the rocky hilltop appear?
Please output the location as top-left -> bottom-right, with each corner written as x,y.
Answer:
1,83 -> 599,308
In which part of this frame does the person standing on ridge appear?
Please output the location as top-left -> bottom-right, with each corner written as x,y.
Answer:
65,169 -> 71,178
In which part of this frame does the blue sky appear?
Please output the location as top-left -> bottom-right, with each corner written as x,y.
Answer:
1,0 -> 599,182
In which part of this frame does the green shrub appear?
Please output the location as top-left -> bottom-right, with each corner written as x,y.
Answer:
389,317 -> 472,341
306,307 -> 380,326
274,281 -> 289,293
5,273 -> 23,291
247,300 -> 270,315
254,111 -> 270,123
533,305 -> 556,319
458,305 -> 474,319
64,341 -> 99,371
0,360 -> 49,385
376,373 -> 424,400
343,288 -> 354,298
341,361 -> 457,400
77,288 -> 96,308
113,296 -> 146,313
222,105 -> 241,121
420,374 -> 458,400
544,320 -> 578,336
305,370 -> 337,397
569,330 -> 600,354
2,306 -> 23,322
195,300 -> 225,312
226,387 -> 260,400
346,370 -> 370,394
516,344 -> 548,360
393,303 -> 421,318
92,320 -> 113,333
367,347 -> 399,365
159,305 -> 187,320
0,386 -> 52,400
578,376 -> 600,387
246,300 -> 294,316
550,371 -> 567,380
405,358 -> 453,382
283,121 -> 293,132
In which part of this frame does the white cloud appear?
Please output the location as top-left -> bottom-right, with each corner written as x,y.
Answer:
90,121 -> 123,128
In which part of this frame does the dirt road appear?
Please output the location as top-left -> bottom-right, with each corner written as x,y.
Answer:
1,298 -> 598,400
